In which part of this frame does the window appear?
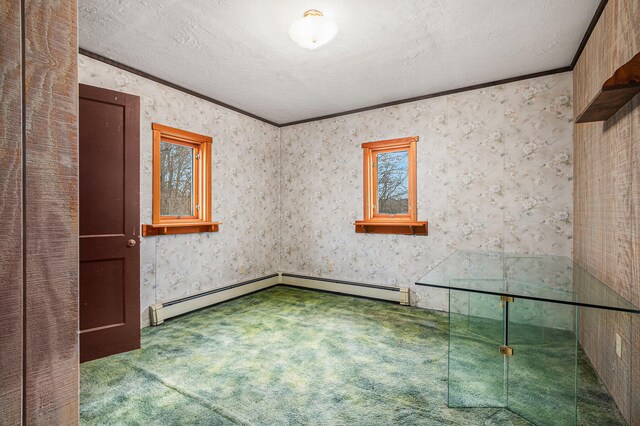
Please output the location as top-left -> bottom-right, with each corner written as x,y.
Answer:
355,136 -> 428,235
142,123 -> 219,236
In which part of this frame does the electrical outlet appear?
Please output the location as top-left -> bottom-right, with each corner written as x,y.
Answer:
615,333 -> 622,358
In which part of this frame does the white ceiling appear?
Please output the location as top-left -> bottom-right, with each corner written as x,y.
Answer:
79,0 -> 600,125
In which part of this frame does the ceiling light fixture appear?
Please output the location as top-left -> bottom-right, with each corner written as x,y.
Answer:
289,9 -> 338,50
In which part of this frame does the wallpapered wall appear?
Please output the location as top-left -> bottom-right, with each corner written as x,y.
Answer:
280,72 -> 574,311
79,55 -> 281,327
80,55 -> 573,322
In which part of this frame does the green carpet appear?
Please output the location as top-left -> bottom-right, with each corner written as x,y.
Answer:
81,287 -> 625,425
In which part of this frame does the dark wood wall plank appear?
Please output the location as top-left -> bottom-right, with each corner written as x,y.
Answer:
573,0 -> 640,422
0,1 -> 24,424
23,0 -> 79,423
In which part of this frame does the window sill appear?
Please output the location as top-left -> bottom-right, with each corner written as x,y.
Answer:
354,220 -> 428,235
142,221 -> 221,236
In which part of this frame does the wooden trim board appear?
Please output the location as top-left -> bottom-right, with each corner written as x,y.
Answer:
79,66 -> 575,129
23,0 -> 79,423
0,1 -> 24,423
78,1 -> 608,127
79,49 -> 280,127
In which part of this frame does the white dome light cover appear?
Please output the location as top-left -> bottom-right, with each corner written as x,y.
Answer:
289,9 -> 338,50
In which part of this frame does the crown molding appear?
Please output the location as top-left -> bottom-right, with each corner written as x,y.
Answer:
79,1 -> 607,128
79,48 -> 280,127
278,67 -> 571,127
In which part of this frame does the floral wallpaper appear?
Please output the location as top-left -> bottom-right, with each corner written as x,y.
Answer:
80,55 -> 573,322
79,55 -> 281,327
280,72 -> 574,311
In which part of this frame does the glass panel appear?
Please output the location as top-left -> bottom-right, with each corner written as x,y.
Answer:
507,298 -> 578,425
448,289 -> 506,408
376,150 -> 408,215
160,141 -> 194,217
416,251 -> 640,313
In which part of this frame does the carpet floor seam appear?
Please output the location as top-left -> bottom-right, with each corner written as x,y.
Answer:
126,360 -> 253,426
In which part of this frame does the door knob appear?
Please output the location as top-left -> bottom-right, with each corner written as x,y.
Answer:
127,239 -> 137,247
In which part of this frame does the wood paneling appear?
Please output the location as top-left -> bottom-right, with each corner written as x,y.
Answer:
573,0 -> 640,423
23,0 -> 79,423
0,2 -> 24,424
1,1 -> 79,421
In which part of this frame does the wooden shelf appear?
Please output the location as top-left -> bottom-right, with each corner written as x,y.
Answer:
142,221 -> 220,236
355,220 -> 428,235
576,52 -> 640,123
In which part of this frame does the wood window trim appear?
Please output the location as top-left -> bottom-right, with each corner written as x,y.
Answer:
142,123 -> 220,236
355,136 -> 428,235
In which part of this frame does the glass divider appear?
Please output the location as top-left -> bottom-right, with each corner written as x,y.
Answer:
448,284 -> 506,408
506,297 -> 578,425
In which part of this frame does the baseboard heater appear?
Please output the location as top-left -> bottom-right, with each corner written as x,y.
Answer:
279,273 -> 409,305
150,272 -> 409,326
150,273 -> 280,325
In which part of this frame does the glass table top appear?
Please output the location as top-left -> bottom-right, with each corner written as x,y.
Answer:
416,250 -> 640,313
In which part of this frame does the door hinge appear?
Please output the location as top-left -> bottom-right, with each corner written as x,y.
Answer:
195,153 -> 201,160
195,204 -> 200,211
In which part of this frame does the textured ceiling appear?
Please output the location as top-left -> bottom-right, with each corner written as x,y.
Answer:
79,0 -> 600,125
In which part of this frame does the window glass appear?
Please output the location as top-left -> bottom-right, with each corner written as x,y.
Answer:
376,150 -> 409,215
160,141 -> 194,217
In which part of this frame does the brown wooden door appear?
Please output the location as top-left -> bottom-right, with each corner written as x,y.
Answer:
79,84 -> 140,363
